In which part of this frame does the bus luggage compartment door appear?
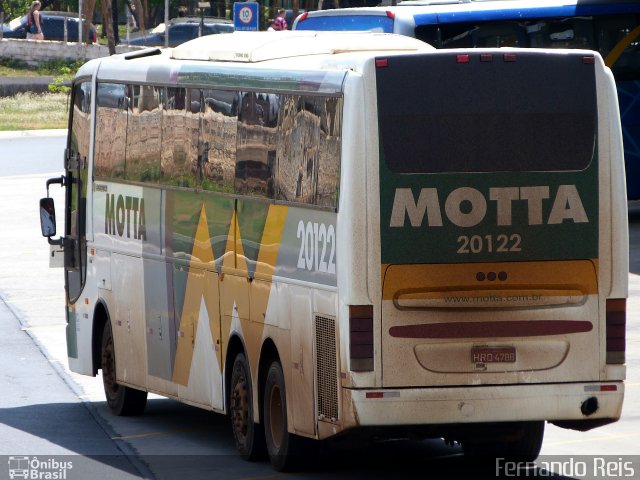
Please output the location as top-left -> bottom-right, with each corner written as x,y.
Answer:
380,261 -> 600,388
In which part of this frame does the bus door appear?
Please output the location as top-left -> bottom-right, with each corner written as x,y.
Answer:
64,81 -> 91,358
375,51 -> 601,388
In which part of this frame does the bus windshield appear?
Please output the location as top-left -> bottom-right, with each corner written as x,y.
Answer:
376,52 -> 597,173
296,14 -> 394,33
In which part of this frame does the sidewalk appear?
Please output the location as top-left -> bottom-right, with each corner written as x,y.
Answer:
0,129 -> 66,139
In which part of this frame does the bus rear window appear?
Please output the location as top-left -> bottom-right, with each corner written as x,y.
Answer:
376,52 -> 597,173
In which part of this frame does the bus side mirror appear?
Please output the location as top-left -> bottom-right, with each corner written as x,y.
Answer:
39,197 -> 58,239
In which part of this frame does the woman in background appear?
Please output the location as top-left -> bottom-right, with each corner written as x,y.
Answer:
26,1 -> 44,40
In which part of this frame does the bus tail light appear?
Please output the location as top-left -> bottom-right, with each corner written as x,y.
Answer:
298,12 -> 309,23
349,305 -> 373,372
606,299 -> 626,364
385,10 -> 395,20
375,58 -> 388,68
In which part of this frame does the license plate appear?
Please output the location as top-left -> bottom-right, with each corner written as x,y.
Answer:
471,346 -> 516,363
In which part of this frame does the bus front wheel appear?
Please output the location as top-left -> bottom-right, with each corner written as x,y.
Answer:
100,320 -> 147,416
230,353 -> 265,460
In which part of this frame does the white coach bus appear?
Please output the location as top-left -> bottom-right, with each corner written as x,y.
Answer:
39,31 -> 628,470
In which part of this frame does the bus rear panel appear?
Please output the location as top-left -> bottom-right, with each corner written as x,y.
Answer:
343,49 -> 626,438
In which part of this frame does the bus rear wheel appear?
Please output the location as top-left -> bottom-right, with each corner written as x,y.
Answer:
229,353 -> 265,460
462,421 -> 545,463
263,360 -> 314,471
100,320 -> 147,416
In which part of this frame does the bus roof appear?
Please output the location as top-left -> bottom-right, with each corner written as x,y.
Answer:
171,31 -> 433,63
85,31 -> 433,86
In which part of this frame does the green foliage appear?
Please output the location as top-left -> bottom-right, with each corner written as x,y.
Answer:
0,57 -> 30,69
1,0 -> 27,21
37,58 -> 84,75
48,75 -> 70,93
39,59 -> 82,94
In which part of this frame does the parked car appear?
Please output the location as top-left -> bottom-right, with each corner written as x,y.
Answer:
1,11 -> 98,43
126,17 -> 233,47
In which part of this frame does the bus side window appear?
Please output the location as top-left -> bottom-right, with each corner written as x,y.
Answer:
95,83 -> 127,179
235,91 -> 277,198
414,25 -> 441,47
275,95 -> 318,205
316,96 -> 342,209
161,87 -> 198,187
527,18 -> 594,50
472,21 -> 527,48
201,89 -> 238,193
125,85 -> 162,183
596,14 -> 640,80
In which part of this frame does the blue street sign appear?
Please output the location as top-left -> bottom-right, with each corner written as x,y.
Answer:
234,2 -> 259,31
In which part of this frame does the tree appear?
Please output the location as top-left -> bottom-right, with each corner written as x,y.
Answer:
101,0 -> 116,53
82,0 -> 95,44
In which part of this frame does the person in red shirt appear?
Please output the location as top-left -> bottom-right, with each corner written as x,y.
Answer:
271,9 -> 287,31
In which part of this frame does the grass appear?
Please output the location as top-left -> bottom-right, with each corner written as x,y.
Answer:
0,58 -> 83,77
0,92 -> 69,130
0,59 -> 77,130
97,25 -> 129,46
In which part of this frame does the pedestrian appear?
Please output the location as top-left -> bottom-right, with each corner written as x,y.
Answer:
26,1 -> 44,40
269,8 -> 287,31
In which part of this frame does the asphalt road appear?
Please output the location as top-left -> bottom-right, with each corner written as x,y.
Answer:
0,131 -> 639,480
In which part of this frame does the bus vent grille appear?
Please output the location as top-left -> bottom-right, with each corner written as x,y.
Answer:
315,315 -> 338,422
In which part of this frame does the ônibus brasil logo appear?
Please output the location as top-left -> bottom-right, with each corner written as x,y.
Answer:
8,456 -> 73,480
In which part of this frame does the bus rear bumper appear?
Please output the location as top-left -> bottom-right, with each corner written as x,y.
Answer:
344,382 -> 624,430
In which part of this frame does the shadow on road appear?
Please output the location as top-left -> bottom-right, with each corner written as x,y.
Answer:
0,398 -> 583,480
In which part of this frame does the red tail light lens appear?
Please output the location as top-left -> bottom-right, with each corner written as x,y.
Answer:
349,305 -> 373,372
606,299 -> 626,364
385,10 -> 395,20
298,12 -> 309,23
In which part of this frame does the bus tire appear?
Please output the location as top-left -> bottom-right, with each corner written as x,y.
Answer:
263,360 -> 314,471
230,353 -> 265,460
462,421 -> 545,463
100,320 -> 147,416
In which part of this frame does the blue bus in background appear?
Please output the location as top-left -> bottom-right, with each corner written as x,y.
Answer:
294,0 -> 640,200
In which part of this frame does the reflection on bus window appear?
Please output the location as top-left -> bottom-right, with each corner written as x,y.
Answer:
316,96 -> 341,208
95,83 -> 127,178
126,85 -> 162,182
162,87 -> 201,188
201,89 -> 238,193
276,95 -> 318,204
236,92 -> 277,198
94,83 -> 342,210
